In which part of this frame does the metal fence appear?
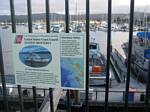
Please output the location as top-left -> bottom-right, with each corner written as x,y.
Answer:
0,86 -> 146,103
0,0 -> 150,112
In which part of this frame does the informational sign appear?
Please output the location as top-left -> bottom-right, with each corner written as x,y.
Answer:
144,49 -> 150,59
60,33 -> 86,90
12,33 -> 86,90
12,34 -> 60,88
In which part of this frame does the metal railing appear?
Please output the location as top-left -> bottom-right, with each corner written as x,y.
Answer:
0,0 -> 150,112
39,94 -> 50,112
111,48 -> 127,82
0,86 -> 146,103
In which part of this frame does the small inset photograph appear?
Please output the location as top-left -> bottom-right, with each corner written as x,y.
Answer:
15,35 -> 23,44
19,45 -> 52,67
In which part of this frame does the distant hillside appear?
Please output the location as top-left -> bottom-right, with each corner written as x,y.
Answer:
0,12 -> 149,23
0,13 -> 64,23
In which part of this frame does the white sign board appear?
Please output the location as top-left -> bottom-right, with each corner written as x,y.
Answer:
12,33 -> 86,90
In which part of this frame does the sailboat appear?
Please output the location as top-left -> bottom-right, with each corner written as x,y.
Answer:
2,20 -> 9,29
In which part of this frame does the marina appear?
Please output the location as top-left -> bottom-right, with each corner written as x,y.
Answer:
0,25 -> 147,111
0,0 -> 150,112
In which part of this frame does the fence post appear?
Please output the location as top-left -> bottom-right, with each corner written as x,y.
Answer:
10,0 -> 16,33
65,0 -> 71,112
104,0 -> 112,112
10,0 -> 24,111
49,88 -> 54,112
27,1 -> 39,112
0,0 -> 18,112
124,0 -> 134,112
45,0 -> 54,111
44,89 -> 46,96
18,85 -> 24,112
33,86 -> 38,112
0,40 -> 8,112
27,0 -> 33,33
46,0 -> 50,33
144,61 -> 150,112
96,91 -> 98,101
85,0 -> 90,112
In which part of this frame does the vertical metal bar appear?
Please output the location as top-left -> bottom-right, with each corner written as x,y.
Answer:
49,88 -> 54,112
27,1 -> 38,111
65,0 -> 71,112
45,1 -> 54,112
104,0 -> 112,112
18,85 -> 24,112
44,89 -> 46,96
144,61 -> 150,112
65,0 -> 69,33
0,0 -> 17,112
10,1 -> 24,112
96,91 -> 97,101
46,0 -> 50,33
0,41 -> 8,112
66,90 -> 71,112
27,0 -> 33,33
10,0 -> 16,33
33,86 -> 38,112
85,0 -> 90,112
124,0 -> 134,112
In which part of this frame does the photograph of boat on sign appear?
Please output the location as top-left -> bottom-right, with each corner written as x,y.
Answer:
19,45 -> 52,67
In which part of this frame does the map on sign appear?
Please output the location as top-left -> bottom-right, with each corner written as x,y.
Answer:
61,58 -> 84,89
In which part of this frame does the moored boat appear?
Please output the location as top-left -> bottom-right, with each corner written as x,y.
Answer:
2,25 -> 9,29
89,42 -> 112,87
122,31 -> 150,83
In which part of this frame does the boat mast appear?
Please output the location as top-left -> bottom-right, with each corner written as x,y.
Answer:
75,0 -> 78,30
143,6 -> 148,49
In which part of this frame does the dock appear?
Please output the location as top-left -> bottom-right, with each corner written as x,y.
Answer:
110,48 -> 127,82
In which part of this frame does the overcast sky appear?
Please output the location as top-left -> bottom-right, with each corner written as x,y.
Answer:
0,0 -> 150,15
